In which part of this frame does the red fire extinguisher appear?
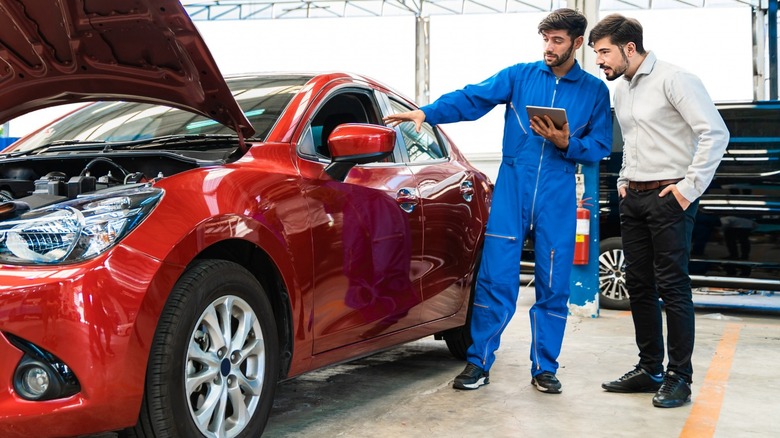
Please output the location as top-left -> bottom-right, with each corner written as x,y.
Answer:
574,198 -> 591,265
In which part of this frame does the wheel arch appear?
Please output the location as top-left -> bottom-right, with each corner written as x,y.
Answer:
195,239 -> 294,378
129,214 -> 303,392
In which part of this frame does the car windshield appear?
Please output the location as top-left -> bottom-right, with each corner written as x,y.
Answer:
10,75 -> 311,152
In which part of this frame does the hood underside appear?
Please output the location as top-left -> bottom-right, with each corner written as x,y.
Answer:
0,0 -> 254,137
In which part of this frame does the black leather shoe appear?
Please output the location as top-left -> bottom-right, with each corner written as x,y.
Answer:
453,363 -> 489,390
602,366 -> 663,393
652,371 -> 691,408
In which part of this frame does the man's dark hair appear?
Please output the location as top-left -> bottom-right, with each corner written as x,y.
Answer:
588,13 -> 646,54
538,8 -> 588,40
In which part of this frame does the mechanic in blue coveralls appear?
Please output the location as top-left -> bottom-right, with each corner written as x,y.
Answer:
384,8 -> 611,394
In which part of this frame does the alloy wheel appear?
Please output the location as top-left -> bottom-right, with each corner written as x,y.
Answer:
186,295 -> 266,438
599,244 -> 630,305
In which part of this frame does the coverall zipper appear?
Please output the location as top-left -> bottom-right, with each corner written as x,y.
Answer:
529,77 -> 560,231
481,312 -> 510,367
509,102 -> 528,135
532,310 -> 539,370
549,248 -> 555,288
485,232 -> 517,241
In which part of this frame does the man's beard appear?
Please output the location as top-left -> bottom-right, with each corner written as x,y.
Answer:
544,43 -> 574,68
603,49 -> 631,81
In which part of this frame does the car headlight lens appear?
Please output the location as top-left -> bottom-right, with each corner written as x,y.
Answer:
0,186 -> 163,265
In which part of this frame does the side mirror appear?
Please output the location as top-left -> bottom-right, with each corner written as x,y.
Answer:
324,124 -> 396,181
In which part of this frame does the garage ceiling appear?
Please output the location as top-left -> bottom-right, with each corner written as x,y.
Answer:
181,0 -> 759,20
180,0 -> 776,101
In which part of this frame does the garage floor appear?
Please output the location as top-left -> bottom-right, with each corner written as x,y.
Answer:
265,291 -> 780,437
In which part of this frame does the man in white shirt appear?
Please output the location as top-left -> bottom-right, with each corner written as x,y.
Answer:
588,14 -> 729,408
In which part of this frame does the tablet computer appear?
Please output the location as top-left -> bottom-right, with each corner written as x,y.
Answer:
526,105 -> 568,130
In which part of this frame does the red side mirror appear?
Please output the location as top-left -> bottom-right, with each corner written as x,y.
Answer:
324,124 -> 396,181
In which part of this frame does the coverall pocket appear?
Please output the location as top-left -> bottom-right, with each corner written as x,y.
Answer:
480,232 -> 521,285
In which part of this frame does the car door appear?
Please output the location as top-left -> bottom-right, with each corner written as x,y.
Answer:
385,97 -> 483,320
297,87 -> 426,354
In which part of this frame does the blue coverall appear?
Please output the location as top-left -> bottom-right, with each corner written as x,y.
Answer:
421,60 -> 612,376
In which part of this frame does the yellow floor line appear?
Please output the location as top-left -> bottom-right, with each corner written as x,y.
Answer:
679,323 -> 741,438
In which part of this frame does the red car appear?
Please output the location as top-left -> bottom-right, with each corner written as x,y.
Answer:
0,1 -> 491,437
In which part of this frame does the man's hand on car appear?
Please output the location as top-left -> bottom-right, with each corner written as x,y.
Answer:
384,110 -> 425,133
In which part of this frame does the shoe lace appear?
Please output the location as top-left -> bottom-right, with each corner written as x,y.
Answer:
657,375 -> 680,395
464,363 -> 479,373
538,372 -> 558,383
618,367 -> 643,381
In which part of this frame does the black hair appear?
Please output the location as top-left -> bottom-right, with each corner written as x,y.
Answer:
588,13 -> 646,54
538,8 -> 588,40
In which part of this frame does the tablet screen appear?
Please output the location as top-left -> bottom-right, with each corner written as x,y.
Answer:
526,105 -> 568,130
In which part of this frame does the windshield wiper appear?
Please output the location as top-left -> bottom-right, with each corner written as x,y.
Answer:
105,134 -> 239,150
2,140 -> 107,158
1,134 -> 241,159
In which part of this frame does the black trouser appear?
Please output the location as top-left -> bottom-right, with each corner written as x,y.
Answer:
619,188 -> 698,383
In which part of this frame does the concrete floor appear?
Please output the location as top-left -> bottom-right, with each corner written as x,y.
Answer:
265,291 -> 780,438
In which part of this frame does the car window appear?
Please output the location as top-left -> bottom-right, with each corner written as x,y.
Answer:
388,98 -> 447,163
301,89 -> 393,163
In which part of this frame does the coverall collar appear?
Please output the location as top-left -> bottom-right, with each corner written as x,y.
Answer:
541,58 -> 586,82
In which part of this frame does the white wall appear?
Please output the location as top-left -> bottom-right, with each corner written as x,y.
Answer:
6,7 -> 756,169
601,8 -> 754,102
195,16 -> 417,94
426,8 -> 754,158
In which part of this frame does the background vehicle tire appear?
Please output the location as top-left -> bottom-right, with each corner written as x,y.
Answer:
126,259 -> 279,438
599,237 -> 631,310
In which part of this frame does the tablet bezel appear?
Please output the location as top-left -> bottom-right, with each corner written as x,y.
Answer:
526,105 -> 568,130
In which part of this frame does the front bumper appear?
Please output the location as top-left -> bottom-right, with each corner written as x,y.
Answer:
0,245 -> 169,437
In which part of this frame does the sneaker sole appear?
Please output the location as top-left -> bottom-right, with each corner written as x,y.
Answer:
532,379 -> 562,394
601,383 -> 662,393
453,377 -> 489,390
652,395 -> 691,408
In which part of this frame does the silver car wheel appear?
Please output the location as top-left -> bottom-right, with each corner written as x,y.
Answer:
599,243 -> 630,304
186,295 -> 265,438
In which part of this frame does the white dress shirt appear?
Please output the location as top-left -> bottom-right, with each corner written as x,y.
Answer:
614,51 -> 730,202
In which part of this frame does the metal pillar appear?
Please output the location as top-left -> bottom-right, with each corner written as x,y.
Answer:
568,0 -> 601,317
415,16 -> 430,105
769,0 -> 778,99
753,7 -> 767,100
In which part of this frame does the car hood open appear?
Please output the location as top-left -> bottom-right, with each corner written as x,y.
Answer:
0,0 -> 254,138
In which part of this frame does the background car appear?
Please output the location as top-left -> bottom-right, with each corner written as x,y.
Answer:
523,103 -> 780,310
0,2 -> 491,437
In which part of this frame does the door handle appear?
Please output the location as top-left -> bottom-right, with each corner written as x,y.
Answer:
460,180 -> 475,202
396,187 -> 419,213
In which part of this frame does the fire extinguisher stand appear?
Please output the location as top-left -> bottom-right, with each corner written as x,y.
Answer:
569,163 -> 601,318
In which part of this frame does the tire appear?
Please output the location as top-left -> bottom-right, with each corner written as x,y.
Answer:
599,237 -> 631,310
127,259 -> 279,438
443,252 -> 480,360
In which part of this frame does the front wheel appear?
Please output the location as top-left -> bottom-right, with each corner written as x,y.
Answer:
599,237 -> 631,310
128,259 -> 279,438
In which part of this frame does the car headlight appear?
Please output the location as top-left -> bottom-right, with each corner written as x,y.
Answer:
0,186 -> 163,265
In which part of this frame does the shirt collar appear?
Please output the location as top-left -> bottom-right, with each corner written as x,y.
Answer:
624,51 -> 656,83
